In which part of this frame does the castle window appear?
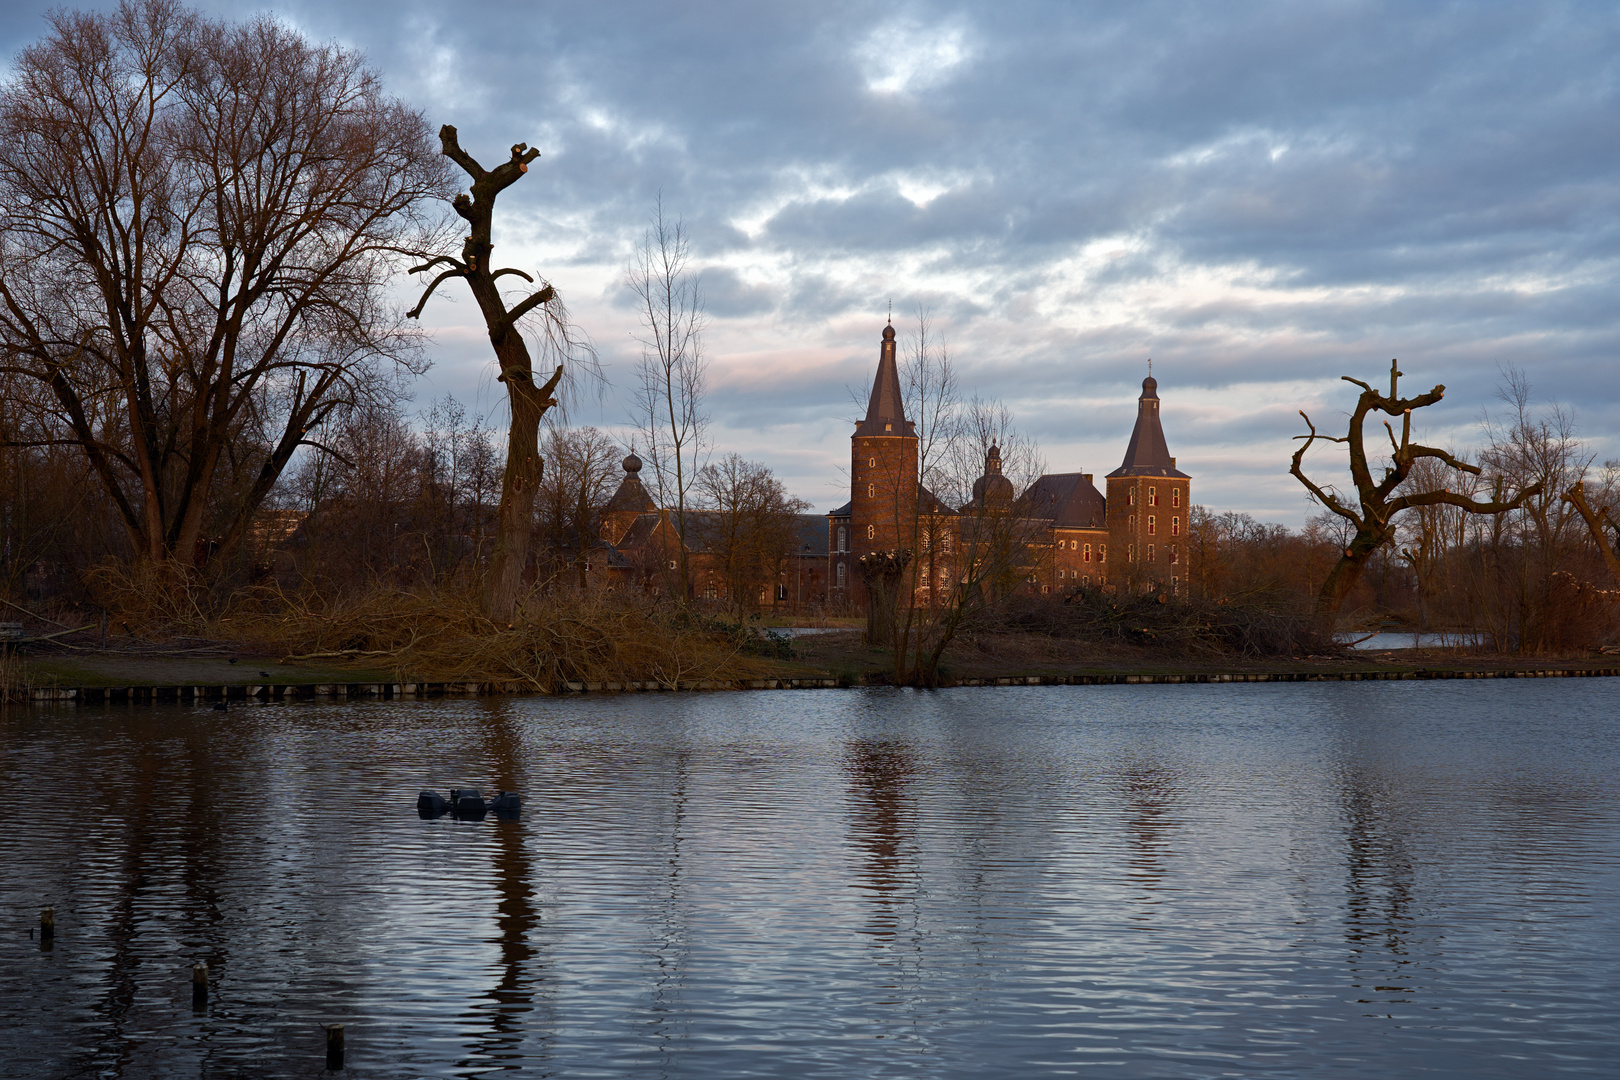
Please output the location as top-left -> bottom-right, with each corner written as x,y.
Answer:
837,526 -> 846,551
1169,544 -> 1179,564
869,457 -> 875,468
836,563 -> 845,587
1171,575 -> 1179,593
885,423 -> 892,432
1083,575 -> 1091,586
1128,544 -> 1135,563
1148,515 -> 1156,535
867,524 -> 875,539
1083,543 -> 1092,562
1147,544 -> 1154,562
868,484 -> 875,498
1128,515 -> 1135,530
1171,517 -> 1180,536
1128,489 -> 1135,506
1099,543 -> 1106,562
777,584 -> 788,600
669,560 -> 677,569
1058,569 -> 1065,579
1173,488 -> 1181,507
1043,585 -> 1050,594
1149,487 -> 1158,506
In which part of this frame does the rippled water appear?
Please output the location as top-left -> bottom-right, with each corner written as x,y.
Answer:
1,682 -> 1617,1079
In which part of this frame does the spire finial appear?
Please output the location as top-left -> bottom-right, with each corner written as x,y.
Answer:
1147,357 -> 1152,378
887,298 -> 892,325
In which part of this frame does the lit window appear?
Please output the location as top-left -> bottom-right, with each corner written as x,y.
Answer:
884,423 -> 892,432
1128,489 -> 1135,505
868,457 -> 875,467
1148,515 -> 1156,535
867,524 -> 875,539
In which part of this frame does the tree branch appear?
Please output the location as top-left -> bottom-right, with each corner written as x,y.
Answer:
406,266 -> 466,319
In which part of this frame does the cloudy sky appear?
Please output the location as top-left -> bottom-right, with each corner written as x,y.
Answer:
6,1 -> 1619,519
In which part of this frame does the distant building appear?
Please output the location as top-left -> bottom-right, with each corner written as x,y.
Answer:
829,321 -> 1191,605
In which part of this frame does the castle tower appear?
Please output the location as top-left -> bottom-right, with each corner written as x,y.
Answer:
831,321 -> 919,603
1105,373 -> 1191,593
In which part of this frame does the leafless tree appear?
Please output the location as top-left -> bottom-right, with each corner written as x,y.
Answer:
1292,359 -> 1539,631
0,0 -> 453,575
407,124 -> 597,619
628,199 -> 708,602
535,426 -> 621,590
695,454 -> 809,618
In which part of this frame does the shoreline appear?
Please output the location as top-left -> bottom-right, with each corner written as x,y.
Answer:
13,662 -> 1620,704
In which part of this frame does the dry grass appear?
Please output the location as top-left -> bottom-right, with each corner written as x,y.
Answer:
83,561 -> 785,690
218,585 -> 771,690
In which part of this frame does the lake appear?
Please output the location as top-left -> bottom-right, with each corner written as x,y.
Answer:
1,681 -> 1617,1078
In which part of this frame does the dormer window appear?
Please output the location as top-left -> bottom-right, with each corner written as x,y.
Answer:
885,423 -> 892,432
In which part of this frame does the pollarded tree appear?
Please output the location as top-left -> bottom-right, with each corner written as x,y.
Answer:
0,1 -> 453,571
407,126 -> 589,619
1291,359 -> 1540,630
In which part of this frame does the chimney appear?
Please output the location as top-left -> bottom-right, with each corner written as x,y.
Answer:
1170,457 -> 1176,468
1082,473 -> 1092,484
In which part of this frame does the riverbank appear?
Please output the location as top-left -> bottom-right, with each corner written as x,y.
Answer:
7,637 -> 1619,704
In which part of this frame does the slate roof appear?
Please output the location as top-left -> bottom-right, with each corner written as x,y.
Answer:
1107,375 -> 1190,479
1021,472 -> 1108,529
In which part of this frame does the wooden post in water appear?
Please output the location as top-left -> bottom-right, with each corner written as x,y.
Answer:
325,1023 -> 344,1070
39,907 -> 54,942
192,962 -> 208,1005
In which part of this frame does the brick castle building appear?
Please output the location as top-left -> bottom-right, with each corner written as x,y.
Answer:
827,321 -> 1191,605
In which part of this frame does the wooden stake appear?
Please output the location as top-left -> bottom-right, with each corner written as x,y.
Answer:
325,1023 -> 345,1070
192,962 -> 208,1003
39,907 -> 54,941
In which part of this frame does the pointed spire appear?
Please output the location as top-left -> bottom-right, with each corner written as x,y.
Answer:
1107,371 -> 1187,478
857,320 -> 911,436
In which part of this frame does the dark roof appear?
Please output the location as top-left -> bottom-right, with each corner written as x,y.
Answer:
604,472 -> 657,514
794,513 -> 829,556
1107,375 -> 1190,478
827,501 -> 852,518
1021,472 -> 1108,528
855,323 -> 915,437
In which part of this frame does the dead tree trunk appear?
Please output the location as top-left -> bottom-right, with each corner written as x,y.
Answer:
1564,481 -> 1620,589
1292,359 -> 1540,634
409,126 -> 565,620
859,550 -> 912,652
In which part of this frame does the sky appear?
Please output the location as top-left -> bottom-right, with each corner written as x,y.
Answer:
5,0 -> 1619,520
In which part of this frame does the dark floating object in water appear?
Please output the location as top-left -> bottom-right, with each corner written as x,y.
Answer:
417,788 -> 520,820
211,702 -> 228,711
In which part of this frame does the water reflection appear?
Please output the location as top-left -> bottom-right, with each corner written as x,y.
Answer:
1,683 -> 1617,1078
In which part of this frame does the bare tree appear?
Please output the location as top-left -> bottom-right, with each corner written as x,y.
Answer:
408,125 -> 597,619
535,426 -> 621,590
1292,359 -> 1540,631
0,0 -> 452,575
628,199 -> 708,602
1565,480 -> 1620,589
695,454 -> 809,618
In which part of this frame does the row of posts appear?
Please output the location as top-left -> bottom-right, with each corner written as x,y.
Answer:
38,907 -> 345,1070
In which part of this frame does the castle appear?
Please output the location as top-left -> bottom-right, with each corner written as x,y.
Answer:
594,319 -> 1189,610
826,321 -> 1190,606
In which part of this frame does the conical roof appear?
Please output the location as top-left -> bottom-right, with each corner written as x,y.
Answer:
1107,375 -> 1189,478
855,323 -> 914,436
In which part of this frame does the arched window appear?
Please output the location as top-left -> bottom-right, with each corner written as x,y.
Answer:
867,524 -> 875,539
837,526 -> 846,551
868,483 -> 875,498
1128,489 -> 1135,506
868,457 -> 875,468
1148,515 -> 1156,535
836,563 -> 846,587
